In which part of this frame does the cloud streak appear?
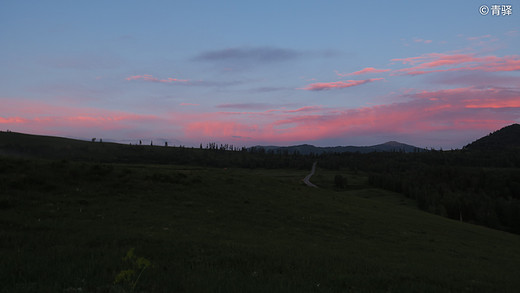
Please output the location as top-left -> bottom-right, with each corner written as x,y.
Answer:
467,35 -> 491,41
126,74 -> 244,88
0,98 -> 168,139
193,47 -> 300,63
392,53 -> 520,75
336,67 -> 391,76
301,78 -> 384,91
216,103 -> 274,110
126,75 -> 189,83
413,38 -> 433,44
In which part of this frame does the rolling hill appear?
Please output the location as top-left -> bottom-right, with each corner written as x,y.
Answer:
464,123 -> 520,151
1,128 -> 520,291
1,153 -> 520,292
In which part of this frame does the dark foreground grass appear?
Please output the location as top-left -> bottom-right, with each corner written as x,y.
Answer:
1,156 -> 520,292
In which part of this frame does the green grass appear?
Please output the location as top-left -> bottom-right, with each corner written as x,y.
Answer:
1,156 -> 520,292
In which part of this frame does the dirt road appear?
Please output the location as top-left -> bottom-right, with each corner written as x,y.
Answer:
303,161 -> 318,188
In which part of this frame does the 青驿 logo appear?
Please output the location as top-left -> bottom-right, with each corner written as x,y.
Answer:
479,4 -> 513,16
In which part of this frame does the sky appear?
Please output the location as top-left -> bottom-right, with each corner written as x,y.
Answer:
1,0 -> 519,149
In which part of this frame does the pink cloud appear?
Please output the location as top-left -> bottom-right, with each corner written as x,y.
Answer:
126,74 -> 189,83
301,78 -> 384,91
184,86 -> 519,144
4,85 -> 519,147
283,106 -> 323,113
0,117 -> 28,124
216,103 -> 273,110
465,100 -> 520,108
0,98 -> 168,139
414,38 -> 433,44
393,53 -> 475,67
392,53 -> 520,75
186,121 -> 261,139
430,72 -> 520,87
337,67 -> 391,76
25,113 -> 157,129
411,87 -> 520,110
467,35 -> 491,41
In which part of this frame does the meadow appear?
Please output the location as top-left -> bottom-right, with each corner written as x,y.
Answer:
2,153 -> 520,292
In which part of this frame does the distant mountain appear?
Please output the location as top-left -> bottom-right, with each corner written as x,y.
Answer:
252,141 -> 426,155
464,123 -> 520,151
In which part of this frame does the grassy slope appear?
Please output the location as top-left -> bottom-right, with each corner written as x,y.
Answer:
1,155 -> 520,293
0,131 -> 185,162
0,131 -> 296,169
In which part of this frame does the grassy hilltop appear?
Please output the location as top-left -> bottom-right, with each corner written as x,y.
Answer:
1,131 -> 520,292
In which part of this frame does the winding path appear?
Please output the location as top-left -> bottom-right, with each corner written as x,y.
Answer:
303,161 -> 318,188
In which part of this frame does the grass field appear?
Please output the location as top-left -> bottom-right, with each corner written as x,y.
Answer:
1,155 -> 520,292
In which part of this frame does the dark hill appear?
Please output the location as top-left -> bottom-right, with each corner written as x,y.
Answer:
253,141 -> 425,155
0,131 -> 205,164
0,131 -> 317,169
464,124 -> 520,151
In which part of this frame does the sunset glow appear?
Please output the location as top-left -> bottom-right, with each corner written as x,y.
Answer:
1,1 -> 518,148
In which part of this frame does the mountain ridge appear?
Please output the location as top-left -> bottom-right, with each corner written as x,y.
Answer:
464,123 -> 520,151
251,141 -> 426,155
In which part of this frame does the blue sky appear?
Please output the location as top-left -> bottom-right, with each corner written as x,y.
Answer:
1,0 -> 519,148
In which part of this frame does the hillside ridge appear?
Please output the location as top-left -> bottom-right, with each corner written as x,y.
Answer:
464,123 -> 520,150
